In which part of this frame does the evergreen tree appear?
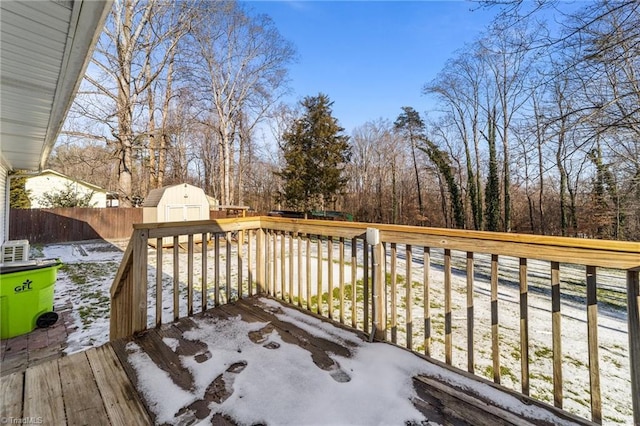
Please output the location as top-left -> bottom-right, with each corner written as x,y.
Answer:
588,142 -> 622,239
485,110 -> 501,232
394,107 -> 425,223
276,94 -> 351,213
10,176 -> 31,209
39,183 -> 96,208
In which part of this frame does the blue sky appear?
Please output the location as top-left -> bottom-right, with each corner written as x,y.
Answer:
244,1 -> 499,134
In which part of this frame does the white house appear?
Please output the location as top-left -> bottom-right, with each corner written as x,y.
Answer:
0,1 -> 111,243
25,169 -> 110,208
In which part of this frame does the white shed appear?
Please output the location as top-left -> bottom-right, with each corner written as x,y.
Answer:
142,183 -> 210,224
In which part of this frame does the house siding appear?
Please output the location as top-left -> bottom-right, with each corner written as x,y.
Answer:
26,173 -> 107,208
0,163 -> 7,243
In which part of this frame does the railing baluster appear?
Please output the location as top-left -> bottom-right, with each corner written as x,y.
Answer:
202,233 -> 208,311
424,247 -> 431,357
391,243 -> 397,344
491,254 -> 500,384
298,234 -> 303,308
156,239 -> 162,328
373,237 -> 385,341
406,245 -> 413,350
173,235 -> 179,321
520,257 -> 529,396
272,230 -> 277,297
317,235 -> 323,315
187,234 -> 194,316
627,269 -> 640,426
587,265 -> 602,424
364,242 -> 369,334
351,237 -> 357,329
466,251 -> 474,374
238,230 -> 244,299
265,230 -> 271,295
551,261 -> 562,409
306,235 -> 311,311
444,248 -> 451,364
328,236 -> 334,319
214,233 -> 220,306
256,228 -> 264,294
247,230 -> 253,296
289,233 -> 294,304
280,232 -> 286,300
339,237 -> 345,324
226,232 -> 232,303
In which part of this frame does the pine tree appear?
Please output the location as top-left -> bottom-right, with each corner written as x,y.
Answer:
276,94 -> 351,213
394,107 -> 425,223
10,176 -> 31,209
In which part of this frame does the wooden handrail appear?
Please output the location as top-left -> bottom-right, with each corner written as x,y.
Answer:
259,217 -> 640,269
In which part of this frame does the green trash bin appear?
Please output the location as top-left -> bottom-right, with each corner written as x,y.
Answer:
0,259 -> 62,339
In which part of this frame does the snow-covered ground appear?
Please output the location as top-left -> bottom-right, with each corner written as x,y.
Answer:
39,236 -> 633,425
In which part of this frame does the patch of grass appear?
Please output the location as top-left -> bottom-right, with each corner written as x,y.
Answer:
481,365 -> 517,382
566,356 -> 586,368
430,300 -> 443,309
60,262 -> 118,285
77,293 -> 110,326
530,372 -> 553,385
603,355 -> 622,369
510,347 -> 521,361
534,346 -> 553,359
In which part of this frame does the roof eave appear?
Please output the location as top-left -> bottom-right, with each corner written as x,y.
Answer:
39,0 -> 112,170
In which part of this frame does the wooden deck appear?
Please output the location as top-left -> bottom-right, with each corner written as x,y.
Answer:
1,344 -> 150,425
2,296 -> 594,425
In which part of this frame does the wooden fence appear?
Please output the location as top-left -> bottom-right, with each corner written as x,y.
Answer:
110,217 -> 640,425
9,208 -> 143,244
9,208 -> 260,244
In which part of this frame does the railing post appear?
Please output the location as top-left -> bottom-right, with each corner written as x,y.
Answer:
256,228 -> 265,294
628,269 -> 640,426
131,228 -> 148,334
367,228 -> 385,341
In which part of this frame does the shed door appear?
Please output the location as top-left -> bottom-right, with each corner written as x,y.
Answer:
166,205 -> 202,221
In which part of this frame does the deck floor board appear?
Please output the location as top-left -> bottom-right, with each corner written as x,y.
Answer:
86,345 -> 151,426
0,370 -> 24,419
58,352 -> 111,426
23,358 -> 66,424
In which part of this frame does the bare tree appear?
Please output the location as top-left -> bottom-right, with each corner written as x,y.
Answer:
186,1 -> 296,205
70,0 -> 188,205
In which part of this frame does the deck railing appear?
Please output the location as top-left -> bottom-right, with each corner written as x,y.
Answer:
110,217 -> 640,425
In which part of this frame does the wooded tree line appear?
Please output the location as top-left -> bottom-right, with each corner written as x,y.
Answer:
346,0 -> 640,240
54,0 -> 639,240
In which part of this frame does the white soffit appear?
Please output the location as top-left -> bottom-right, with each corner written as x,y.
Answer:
0,0 -> 111,171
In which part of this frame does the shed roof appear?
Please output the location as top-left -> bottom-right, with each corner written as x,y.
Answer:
142,183 -> 206,207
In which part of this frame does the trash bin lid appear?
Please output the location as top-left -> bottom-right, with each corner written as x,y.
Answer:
0,259 -> 61,275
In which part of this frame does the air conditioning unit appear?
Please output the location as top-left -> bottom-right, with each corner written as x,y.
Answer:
2,240 -> 30,263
